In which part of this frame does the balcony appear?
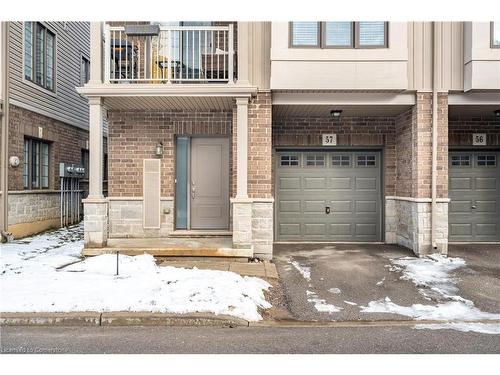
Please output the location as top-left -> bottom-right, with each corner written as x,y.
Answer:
104,24 -> 235,84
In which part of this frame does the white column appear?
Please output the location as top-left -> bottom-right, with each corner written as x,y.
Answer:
89,22 -> 103,85
88,97 -> 103,199
236,97 -> 249,198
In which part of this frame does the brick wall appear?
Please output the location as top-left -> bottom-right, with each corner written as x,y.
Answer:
272,115 -> 397,197
449,115 -> 500,146
394,93 -> 448,198
108,109 -> 233,197
6,105 -> 90,191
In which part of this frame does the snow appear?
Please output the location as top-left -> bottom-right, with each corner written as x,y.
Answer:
328,287 -> 341,294
362,255 -> 500,322
289,259 -> 311,281
344,301 -> 357,306
414,323 -> 500,335
306,290 -> 342,313
1,225 -> 272,321
361,297 -> 500,321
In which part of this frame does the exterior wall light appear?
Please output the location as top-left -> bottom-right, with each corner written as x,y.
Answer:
155,141 -> 163,157
495,109 -> 500,118
330,110 -> 343,119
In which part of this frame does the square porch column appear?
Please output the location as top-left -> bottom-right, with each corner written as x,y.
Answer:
232,97 -> 252,249
84,96 -> 107,248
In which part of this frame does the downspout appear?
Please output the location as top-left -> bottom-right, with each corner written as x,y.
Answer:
431,21 -> 438,251
0,22 -> 10,241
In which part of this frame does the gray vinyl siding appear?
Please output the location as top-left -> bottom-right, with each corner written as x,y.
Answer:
8,21 -> 90,130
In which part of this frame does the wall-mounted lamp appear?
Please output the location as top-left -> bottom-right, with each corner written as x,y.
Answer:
155,141 -> 163,158
495,109 -> 500,118
330,109 -> 343,119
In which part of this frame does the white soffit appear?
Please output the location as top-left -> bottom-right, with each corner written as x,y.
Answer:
448,92 -> 500,105
273,105 -> 411,117
272,92 -> 416,106
103,96 -> 234,111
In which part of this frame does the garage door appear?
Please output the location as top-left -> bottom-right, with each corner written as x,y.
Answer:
449,151 -> 500,242
275,150 -> 382,241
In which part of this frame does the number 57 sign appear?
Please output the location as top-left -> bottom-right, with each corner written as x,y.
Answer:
322,134 -> 337,146
472,133 -> 487,146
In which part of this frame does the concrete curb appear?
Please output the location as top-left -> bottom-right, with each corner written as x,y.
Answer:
0,312 -> 249,327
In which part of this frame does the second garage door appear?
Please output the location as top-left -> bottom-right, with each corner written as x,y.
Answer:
275,150 -> 382,242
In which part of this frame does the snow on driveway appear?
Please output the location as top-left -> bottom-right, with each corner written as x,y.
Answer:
361,254 -> 500,334
1,225 -> 271,321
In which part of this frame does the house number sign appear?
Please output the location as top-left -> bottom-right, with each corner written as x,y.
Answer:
472,133 -> 487,146
322,134 -> 337,146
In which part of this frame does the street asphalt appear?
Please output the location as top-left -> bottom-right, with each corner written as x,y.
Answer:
1,325 -> 499,354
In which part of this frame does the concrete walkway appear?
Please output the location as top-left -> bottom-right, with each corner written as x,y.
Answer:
160,260 -> 279,279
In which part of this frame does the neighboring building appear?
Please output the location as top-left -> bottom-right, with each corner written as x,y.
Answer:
0,22 -> 106,238
78,22 -> 500,259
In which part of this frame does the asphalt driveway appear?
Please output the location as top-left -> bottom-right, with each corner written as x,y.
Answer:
273,243 -> 500,322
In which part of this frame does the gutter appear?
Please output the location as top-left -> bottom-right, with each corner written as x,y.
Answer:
431,22 -> 438,251
0,22 -> 10,240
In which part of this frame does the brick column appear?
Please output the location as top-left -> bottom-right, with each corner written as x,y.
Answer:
391,92 -> 449,256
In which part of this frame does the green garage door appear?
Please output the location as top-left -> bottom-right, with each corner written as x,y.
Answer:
275,150 -> 382,242
449,151 -> 500,242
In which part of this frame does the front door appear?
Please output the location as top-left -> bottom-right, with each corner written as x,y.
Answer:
189,137 -> 230,229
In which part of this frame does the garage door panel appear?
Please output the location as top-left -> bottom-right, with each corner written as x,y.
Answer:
475,177 -> 496,191
330,200 -> 352,213
304,200 -> 327,213
450,223 -> 472,236
355,177 -> 377,191
449,151 -> 500,242
276,150 -> 381,242
356,200 -> 377,213
450,200 -> 473,213
279,177 -> 301,190
330,177 -> 352,190
279,200 -> 301,213
450,177 -> 472,190
475,223 -> 497,236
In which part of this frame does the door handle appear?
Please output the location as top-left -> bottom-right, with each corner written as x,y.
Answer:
191,181 -> 196,199
471,205 -> 477,209
325,206 -> 331,214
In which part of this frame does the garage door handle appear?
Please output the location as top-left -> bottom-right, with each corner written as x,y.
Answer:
325,206 -> 331,214
471,205 -> 477,209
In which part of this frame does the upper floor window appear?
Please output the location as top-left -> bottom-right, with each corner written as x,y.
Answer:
290,22 -> 388,48
81,55 -> 90,85
24,22 -> 55,91
492,22 -> 500,48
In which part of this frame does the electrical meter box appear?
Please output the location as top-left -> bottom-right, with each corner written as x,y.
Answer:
59,163 -> 86,178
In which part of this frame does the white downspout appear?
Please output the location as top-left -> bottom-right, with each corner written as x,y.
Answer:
0,22 -> 10,241
431,22 -> 438,251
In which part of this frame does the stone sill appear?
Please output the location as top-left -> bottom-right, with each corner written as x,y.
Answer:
386,196 -> 451,203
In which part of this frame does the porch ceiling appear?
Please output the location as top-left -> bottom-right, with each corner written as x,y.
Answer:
103,96 -> 234,111
273,104 -> 412,118
449,105 -> 500,118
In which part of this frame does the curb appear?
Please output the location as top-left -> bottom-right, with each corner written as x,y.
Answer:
0,312 -> 249,327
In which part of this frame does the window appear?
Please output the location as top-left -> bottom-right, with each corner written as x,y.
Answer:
24,138 -> 50,189
492,22 -> 500,48
280,155 -> 299,166
24,22 -> 55,91
306,155 -> 325,166
451,155 -> 471,167
357,155 -> 376,166
81,56 -> 90,85
477,155 -> 496,166
332,155 -> 351,166
290,22 -> 388,48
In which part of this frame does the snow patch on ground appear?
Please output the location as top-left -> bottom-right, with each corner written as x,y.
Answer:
328,287 -> 341,294
344,301 -> 357,306
1,225 -> 272,321
414,322 -> 500,335
361,297 -> 500,321
289,259 -> 311,281
362,255 -> 500,322
306,290 -> 342,313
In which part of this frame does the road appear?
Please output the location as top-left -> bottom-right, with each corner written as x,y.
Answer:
1,324 -> 499,354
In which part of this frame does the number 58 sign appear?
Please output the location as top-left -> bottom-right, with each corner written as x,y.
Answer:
472,133 -> 487,146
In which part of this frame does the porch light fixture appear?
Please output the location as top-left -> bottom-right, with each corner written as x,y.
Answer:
495,109 -> 500,118
155,141 -> 163,158
330,109 -> 343,119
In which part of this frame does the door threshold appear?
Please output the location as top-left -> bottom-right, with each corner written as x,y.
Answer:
170,230 -> 232,238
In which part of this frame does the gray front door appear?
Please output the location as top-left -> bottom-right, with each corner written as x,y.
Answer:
190,137 -> 230,229
449,151 -> 500,241
276,150 -> 382,241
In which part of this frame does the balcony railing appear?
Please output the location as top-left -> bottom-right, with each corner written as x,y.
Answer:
104,24 -> 235,84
